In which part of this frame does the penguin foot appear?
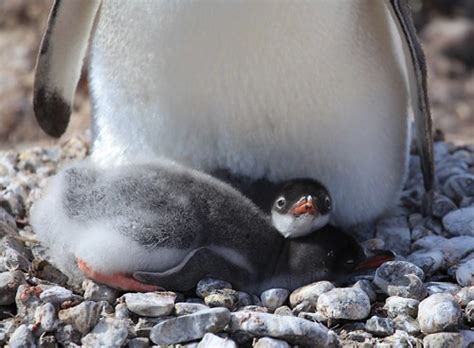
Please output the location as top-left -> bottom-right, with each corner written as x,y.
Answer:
77,259 -> 162,292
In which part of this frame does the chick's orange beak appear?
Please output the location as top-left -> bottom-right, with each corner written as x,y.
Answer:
290,196 -> 318,217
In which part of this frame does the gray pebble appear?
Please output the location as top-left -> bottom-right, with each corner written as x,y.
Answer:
8,324 -> 35,348
291,300 -> 314,316
115,302 -> 129,320
40,302 -> 58,332
423,332 -> 463,348
175,302 -> 210,316
353,280 -> 377,303
128,337 -> 150,348
124,291 -> 176,317
82,279 -> 118,304
236,291 -> 253,307
373,261 -> 425,294
198,333 -> 237,348
383,296 -> 419,318
443,174 -> 474,200
456,258 -> 474,287
0,270 -> 24,305
382,330 -> 421,347
365,316 -> 394,337
298,311 -> 327,323
261,288 -> 290,311
461,196 -> 474,208
253,337 -> 291,348
393,314 -> 420,335
418,293 -> 462,334
386,274 -> 426,300
317,288 -> 370,320
39,286 -> 74,305
432,192 -> 458,218
426,281 -> 462,296
150,308 -> 231,345
407,249 -> 445,276
274,306 -> 294,317
38,334 -> 58,348
58,301 -> 102,335
196,278 -> 232,298
465,300 -> 474,324
455,286 -> 474,306
289,281 -> 334,308
375,216 -> 411,256
443,207 -> 474,236
460,330 -> 474,348
228,310 -> 338,347
204,289 -> 239,310
81,318 -> 129,347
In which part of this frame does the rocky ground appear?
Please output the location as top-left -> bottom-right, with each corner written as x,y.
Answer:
0,133 -> 473,347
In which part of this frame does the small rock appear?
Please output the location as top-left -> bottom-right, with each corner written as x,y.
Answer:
82,280 -> 118,304
460,330 -> 474,347
373,261 -> 425,293
38,334 -> 58,348
455,286 -> 474,306
383,330 -> 421,347
365,316 -> 394,337
353,280 -> 377,303
443,174 -> 474,200
204,289 -> 239,310
465,301 -> 474,324
9,324 -> 35,348
274,306 -> 294,317
30,259 -> 68,286
407,249 -> 445,276
150,308 -> 231,345
58,301 -> 102,335
175,302 -> 210,316
261,289 -> 290,311
456,259 -> 474,287
289,281 -> 334,308
423,332 -> 463,348
418,293 -> 462,333
39,286 -> 74,305
384,296 -> 419,318
198,333 -> 237,348
237,291 -> 253,307
228,310 -> 338,347
40,302 -> 58,332
0,270 -> 24,305
461,196 -> 474,208
317,288 -> 370,320
253,337 -> 291,348
128,337 -> 150,348
242,305 -> 268,313
124,291 -> 176,317
298,311 -> 327,323
393,314 -> 421,335
376,217 -> 411,255
81,318 -> 129,347
196,278 -> 232,298
291,301 -> 314,315
432,192 -> 458,218
426,282 -> 461,296
443,207 -> 474,236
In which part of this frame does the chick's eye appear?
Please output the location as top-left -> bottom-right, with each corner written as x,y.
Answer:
276,198 -> 286,208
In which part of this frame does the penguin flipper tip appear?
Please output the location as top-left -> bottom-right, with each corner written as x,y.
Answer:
33,86 -> 71,138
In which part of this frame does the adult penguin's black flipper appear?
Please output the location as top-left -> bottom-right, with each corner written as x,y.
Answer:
33,0 -> 101,137
388,0 -> 435,199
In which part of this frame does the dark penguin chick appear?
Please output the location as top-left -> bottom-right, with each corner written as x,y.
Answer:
271,179 -> 332,238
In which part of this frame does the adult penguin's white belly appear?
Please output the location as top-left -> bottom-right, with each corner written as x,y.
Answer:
89,1 -> 410,227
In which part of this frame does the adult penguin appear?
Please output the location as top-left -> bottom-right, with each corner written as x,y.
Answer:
33,0 -> 434,227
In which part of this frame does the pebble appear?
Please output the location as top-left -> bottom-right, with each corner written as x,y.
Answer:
353,280 -> 377,303
196,278 -> 232,298
407,249 -> 445,276
274,306 -> 294,317
0,270 -> 24,305
81,318 -> 129,347
317,288 -> 370,320
204,289 -> 239,310
40,302 -> 58,332
39,286 -> 74,305
374,261 -> 425,292
82,280 -> 118,304
383,296 -> 419,318
442,207 -> 474,236
291,300 -> 313,315
124,292 -> 176,317
386,274 -> 426,300
456,259 -> 474,286
38,334 -> 58,348
253,337 -> 291,348
228,310 -> 338,347
289,281 -> 334,308
455,286 -> 474,306
460,330 -> 474,347
298,311 -> 327,323
58,301 -> 102,335
393,314 -> 421,335
150,308 -> 231,345
423,332 -> 463,348
237,291 -> 253,307
365,316 -> 394,337
197,333 -> 237,348
426,282 -> 462,296
175,302 -> 210,316
432,192 -> 458,218
260,288 -> 290,311
8,324 -> 35,348
465,300 -> 474,323
128,337 -> 150,348
418,293 -> 462,333
375,217 -> 411,255
443,174 -> 474,200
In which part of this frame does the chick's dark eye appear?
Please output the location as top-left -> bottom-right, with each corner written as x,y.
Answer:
276,198 -> 286,208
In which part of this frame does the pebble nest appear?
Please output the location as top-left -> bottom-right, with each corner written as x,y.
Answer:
0,134 -> 474,347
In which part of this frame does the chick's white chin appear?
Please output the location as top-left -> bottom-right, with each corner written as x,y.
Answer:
271,212 -> 330,239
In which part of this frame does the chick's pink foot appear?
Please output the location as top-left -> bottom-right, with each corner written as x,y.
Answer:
77,259 -> 162,292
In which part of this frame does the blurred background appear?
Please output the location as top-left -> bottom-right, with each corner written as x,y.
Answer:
0,0 -> 473,151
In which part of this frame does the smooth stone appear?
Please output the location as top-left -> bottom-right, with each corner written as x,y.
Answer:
196,278 -> 232,298
58,301 -> 102,335
465,301 -> 474,324
423,333 -> 463,348
150,308 -> 231,345
443,207 -> 474,236
365,316 -> 394,337
0,271 -> 24,305
456,259 -> 474,287
291,301 -> 313,316
82,280 -> 118,304
289,281 -> 334,308
373,261 -> 425,295
40,302 -> 58,332
81,318 -> 129,347
274,306 -> 294,317
241,305 -> 268,313
30,259 -> 68,286
432,192 -> 458,218
8,324 -> 35,348
298,311 -> 327,323
443,174 -> 474,200
253,337 -> 291,348
353,280 -> 377,303
38,334 -> 58,348
407,249 -> 445,276
317,288 -> 370,320
383,296 -> 419,318
456,286 -> 474,306
375,217 -> 411,256
383,330 -> 421,347
237,291 -> 253,307
460,330 -> 474,348
124,292 -> 176,317
39,286 -> 74,305
418,293 -> 462,334
426,282 -> 462,296
261,289 -> 290,311
204,289 -> 239,310
175,302 -> 210,316
128,337 -> 150,348
393,315 -> 421,335
386,274 -> 426,300
228,310 -> 338,347
461,196 -> 474,208
197,333 -> 237,348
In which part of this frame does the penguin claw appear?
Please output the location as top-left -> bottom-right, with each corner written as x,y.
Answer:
77,259 -> 163,292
